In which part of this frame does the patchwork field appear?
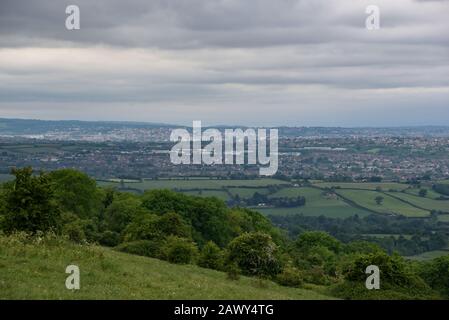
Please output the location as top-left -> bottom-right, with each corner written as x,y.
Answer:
313,182 -> 409,191
335,189 -> 429,217
386,192 -> 449,213
98,178 -> 288,191
258,187 -> 371,218
95,178 -> 449,219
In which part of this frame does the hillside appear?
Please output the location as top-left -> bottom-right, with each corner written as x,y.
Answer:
0,234 -> 333,300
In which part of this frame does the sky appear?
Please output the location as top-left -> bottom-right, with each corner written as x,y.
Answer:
0,0 -> 448,126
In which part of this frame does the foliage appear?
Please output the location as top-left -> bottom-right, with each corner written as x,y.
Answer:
227,232 -> 281,277
198,241 -> 224,270
161,236 -> 198,264
1,167 -> 61,233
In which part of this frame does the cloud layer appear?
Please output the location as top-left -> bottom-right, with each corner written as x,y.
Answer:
0,0 -> 448,126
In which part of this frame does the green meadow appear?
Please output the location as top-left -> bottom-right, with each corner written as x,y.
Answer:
0,235 -> 333,300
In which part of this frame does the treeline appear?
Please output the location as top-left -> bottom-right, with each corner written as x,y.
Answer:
268,214 -> 449,256
1,167 -> 449,299
230,192 -> 306,208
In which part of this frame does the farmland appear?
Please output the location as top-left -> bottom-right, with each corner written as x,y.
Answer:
96,178 -> 449,220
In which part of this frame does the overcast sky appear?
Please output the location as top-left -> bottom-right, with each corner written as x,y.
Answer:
0,0 -> 448,126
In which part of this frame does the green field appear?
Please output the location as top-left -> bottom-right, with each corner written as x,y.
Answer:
228,187 -> 270,199
257,187 -> 371,218
386,192 -> 449,213
0,235 -> 333,300
336,189 -> 429,217
406,250 -> 449,261
313,182 -> 409,191
404,187 -> 443,200
98,178 -> 288,191
181,190 -> 231,201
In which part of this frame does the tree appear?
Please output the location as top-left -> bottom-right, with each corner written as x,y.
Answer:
198,241 -> 223,270
227,232 -> 281,277
49,169 -> 102,219
1,167 -> 60,233
375,196 -> 384,205
161,236 -> 198,264
419,189 -> 428,197
419,255 -> 449,297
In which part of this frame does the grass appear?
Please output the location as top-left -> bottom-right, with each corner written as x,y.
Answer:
386,192 -> 449,213
404,187 -> 443,200
228,187 -> 270,199
97,178 -> 288,191
336,189 -> 429,217
0,234 -> 333,300
406,250 -> 449,261
181,190 -> 230,201
313,182 -> 409,191
257,187 -> 371,218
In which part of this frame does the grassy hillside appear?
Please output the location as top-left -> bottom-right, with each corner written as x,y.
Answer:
0,234 -> 334,300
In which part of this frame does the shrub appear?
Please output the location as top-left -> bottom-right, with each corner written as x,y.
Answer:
198,241 -> 223,270
2,167 -> 61,233
161,236 -> 198,264
62,220 -> 86,243
99,230 -> 121,247
227,232 -> 281,277
276,266 -> 304,288
225,261 -> 241,281
116,240 -> 163,258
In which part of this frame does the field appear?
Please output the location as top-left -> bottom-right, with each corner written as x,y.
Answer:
97,178 -> 288,191
258,187 -> 371,218
181,190 -> 230,201
406,250 -> 449,261
386,192 -> 449,213
313,182 -> 409,191
0,235 -> 333,300
95,178 -> 449,219
335,189 -> 429,217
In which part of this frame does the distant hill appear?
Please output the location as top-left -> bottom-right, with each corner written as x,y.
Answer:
0,234 -> 333,299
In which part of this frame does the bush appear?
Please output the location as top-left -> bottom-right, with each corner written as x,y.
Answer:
225,261 -> 241,281
62,220 -> 86,243
198,241 -> 223,270
1,167 -> 61,233
419,255 -> 449,297
99,230 -> 121,247
161,236 -> 198,264
116,240 -> 163,258
227,232 -> 281,277
276,266 -> 304,288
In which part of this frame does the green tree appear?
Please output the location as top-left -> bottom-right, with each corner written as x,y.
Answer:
198,241 -> 223,270
227,232 -> 281,277
49,169 -> 102,219
418,189 -> 428,197
375,196 -> 384,205
1,167 -> 60,233
161,236 -> 198,264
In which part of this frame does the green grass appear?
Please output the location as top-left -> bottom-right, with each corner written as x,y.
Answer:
0,234 -> 333,300
181,190 -> 230,201
336,189 -> 429,217
406,250 -> 449,261
257,187 -> 371,218
228,187 -> 270,199
97,178 -> 288,191
313,182 -> 409,191
404,187 -> 443,200
437,215 -> 449,222
386,192 -> 449,213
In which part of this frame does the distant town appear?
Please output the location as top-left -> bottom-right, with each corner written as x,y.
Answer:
0,118 -> 449,182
